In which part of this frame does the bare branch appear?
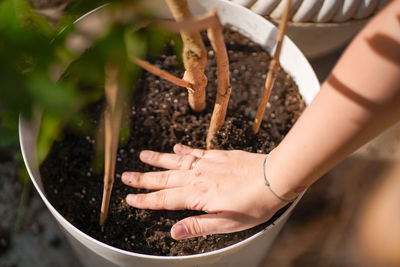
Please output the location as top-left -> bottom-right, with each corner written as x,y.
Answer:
131,57 -> 194,92
154,13 -> 218,34
166,0 -> 208,112
100,63 -> 123,226
206,10 -> 231,149
253,0 -> 291,134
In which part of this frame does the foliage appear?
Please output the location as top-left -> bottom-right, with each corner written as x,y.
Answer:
0,0 -> 183,229
0,0 -> 181,163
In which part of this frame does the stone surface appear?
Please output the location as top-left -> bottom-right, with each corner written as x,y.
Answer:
0,159 -> 81,267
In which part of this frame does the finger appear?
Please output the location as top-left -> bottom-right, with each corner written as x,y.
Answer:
173,143 -> 207,158
126,188 -> 190,210
122,170 -> 189,190
170,213 -> 244,240
140,150 -> 197,170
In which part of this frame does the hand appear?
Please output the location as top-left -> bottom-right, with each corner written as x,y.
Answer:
122,144 -> 287,240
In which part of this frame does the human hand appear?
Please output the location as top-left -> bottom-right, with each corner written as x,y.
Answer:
122,144 -> 288,240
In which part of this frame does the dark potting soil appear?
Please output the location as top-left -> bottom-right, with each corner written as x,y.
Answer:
40,29 -> 305,256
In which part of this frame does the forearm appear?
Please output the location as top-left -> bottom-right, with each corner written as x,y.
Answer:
122,1 -> 400,238
267,0 -> 400,200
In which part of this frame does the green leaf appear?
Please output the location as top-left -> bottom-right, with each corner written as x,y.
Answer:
1,111 -> 20,130
26,73 -> 81,115
0,126 -> 18,148
15,168 -> 30,231
18,165 -> 30,184
37,112 -> 63,163
0,0 -> 17,30
12,0 -> 53,38
124,29 -> 146,59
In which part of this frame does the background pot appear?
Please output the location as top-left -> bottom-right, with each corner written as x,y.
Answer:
230,0 -> 389,58
19,0 -> 319,266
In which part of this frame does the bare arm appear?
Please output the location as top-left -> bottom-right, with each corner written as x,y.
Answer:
267,0 -> 400,201
122,1 -> 400,239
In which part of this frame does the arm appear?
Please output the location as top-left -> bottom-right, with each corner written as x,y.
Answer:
267,0 -> 400,201
122,0 -> 400,239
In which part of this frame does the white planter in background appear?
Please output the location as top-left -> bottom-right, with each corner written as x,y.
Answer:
231,0 -> 389,58
19,0 -> 320,266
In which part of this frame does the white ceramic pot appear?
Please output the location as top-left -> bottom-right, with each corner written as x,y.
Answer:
19,0 -> 319,266
285,18 -> 367,59
231,0 -> 389,58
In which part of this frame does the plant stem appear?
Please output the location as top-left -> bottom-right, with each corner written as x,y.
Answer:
206,10 -> 231,149
155,14 -> 219,33
131,57 -> 194,91
14,180 -> 31,231
100,63 -> 123,226
165,0 -> 208,112
253,0 -> 291,134
134,8 -> 231,148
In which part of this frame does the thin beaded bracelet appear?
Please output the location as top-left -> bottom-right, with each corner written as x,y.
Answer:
262,156 -> 296,203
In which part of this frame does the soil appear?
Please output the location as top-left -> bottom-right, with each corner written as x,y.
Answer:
40,29 -> 305,256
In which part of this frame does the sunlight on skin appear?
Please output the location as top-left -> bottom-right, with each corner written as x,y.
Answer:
122,144 -> 287,240
123,1 -> 400,240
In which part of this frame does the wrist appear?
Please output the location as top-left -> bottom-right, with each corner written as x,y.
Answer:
264,149 -> 308,202
262,156 -> 297,203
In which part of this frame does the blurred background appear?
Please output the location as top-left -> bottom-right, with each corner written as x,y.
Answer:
1,0 -> 399,266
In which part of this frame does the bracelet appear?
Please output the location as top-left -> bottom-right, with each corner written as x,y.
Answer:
262,156 -> 296,203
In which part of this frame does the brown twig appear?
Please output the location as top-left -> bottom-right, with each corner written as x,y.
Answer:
132,6 -> 231,148
133,11 -> 224,95
205,10 -> 231,149
154,14 -> 217,33
165,0 -> 208,112
253,0 -> 291,134
130,57 -> 194,92
100,63 -> 123,226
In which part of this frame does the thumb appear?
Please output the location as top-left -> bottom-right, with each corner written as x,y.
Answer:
170,213 -> 239,240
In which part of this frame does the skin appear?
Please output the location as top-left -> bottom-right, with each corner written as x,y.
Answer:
122,0 -> 400,240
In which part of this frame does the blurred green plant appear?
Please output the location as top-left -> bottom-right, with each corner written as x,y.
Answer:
0,0 -> 182,228
0,0 -> 182,160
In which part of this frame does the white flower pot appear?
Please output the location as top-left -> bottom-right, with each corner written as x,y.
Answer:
285,19 -> 366,59
231,0 -> 389,58
19,0 -> 319,266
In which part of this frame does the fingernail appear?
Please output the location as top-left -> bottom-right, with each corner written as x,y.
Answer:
140,151 -> 152,161
126,194 -> 137,204
174,144 -> 184,153
175,143 -> 188,153
121,172 -> 132,183
172,223 -> 189,239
